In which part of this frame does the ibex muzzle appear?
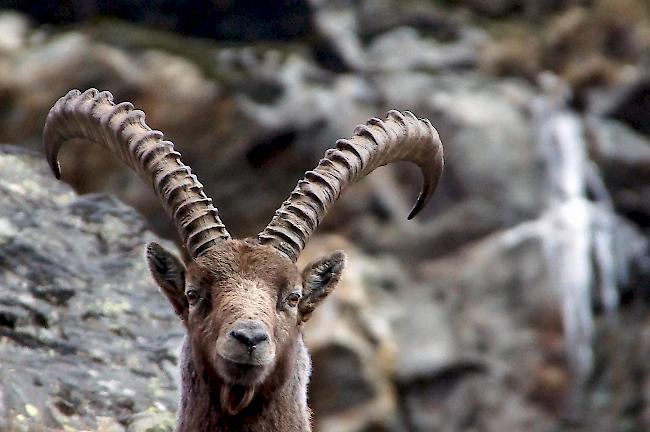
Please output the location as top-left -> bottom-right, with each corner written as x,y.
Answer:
43,88 -> 444,431
230,322 -> 270,352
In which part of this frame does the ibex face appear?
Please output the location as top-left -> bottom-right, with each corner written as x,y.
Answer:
146,240 -> 344,393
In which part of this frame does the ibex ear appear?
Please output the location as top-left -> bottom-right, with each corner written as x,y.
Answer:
299,251 -> 346,323
146,242 -> 188,322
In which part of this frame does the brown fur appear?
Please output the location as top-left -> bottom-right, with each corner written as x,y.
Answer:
147,239 -> 344,432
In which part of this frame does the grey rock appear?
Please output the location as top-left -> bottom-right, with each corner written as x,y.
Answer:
309,0 -> 366,71
392,295 -> 459,382
0,146 -> 181,430
357,0 -> 461,42
126,410 -> 175,432
406,223 -> 557,431
0,305 -> 30,329
365,26 -> 482,72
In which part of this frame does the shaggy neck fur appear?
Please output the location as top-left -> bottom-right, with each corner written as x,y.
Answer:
175,334 -> 312,432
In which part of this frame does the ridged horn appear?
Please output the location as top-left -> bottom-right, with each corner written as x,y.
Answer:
43,88 -> 231,258
258,110 -> 444,262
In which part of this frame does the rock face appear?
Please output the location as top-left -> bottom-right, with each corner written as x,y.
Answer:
0,146 -> 181,431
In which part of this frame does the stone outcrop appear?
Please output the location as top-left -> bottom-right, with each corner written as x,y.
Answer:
0,146 -> 180,431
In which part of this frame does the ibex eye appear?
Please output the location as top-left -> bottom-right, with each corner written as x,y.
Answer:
286,292 -> 302,307
186,289 -> 200,305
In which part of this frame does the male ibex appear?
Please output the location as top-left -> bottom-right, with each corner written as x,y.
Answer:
43,89 -> 443,431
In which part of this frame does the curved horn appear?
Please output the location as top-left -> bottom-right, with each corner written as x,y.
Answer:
258,110 -> 444,262
43,88 -> 230,258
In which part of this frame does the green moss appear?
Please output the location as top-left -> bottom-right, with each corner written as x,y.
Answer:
88,299 -> 132,318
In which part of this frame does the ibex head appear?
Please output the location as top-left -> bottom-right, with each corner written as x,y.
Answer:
43,89 -> 443,414
146,239 -> 344,411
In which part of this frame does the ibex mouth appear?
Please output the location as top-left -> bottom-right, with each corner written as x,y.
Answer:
216,354 -> 271,386
220,353 -> 260,365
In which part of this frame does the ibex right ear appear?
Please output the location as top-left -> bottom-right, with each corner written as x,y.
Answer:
146,242 -> 188,322
298,251 -> 346,323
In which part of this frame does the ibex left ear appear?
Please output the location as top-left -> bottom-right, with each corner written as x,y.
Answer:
146,242 -> 188,322
299,251 -> 346,323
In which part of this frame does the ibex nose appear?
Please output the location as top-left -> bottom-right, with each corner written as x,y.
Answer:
230,325 -> 269,348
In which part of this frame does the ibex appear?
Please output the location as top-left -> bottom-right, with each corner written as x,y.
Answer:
43,89 -> 443,431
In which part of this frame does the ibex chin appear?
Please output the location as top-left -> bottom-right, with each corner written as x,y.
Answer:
43,89 -> 443,432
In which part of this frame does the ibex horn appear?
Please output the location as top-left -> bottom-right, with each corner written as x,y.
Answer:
43,89 -> 230,258
258,110 -> 444,262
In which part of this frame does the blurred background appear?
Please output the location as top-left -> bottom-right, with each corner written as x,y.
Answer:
1,0 -> 650,431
